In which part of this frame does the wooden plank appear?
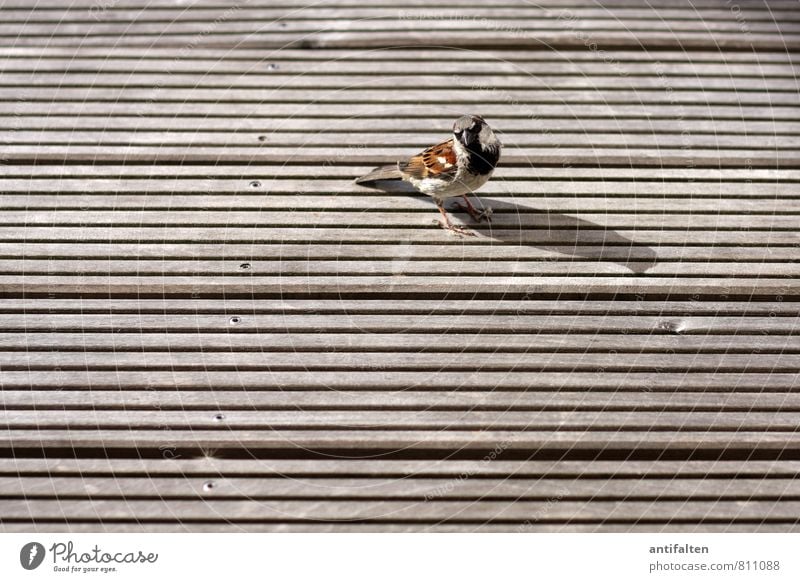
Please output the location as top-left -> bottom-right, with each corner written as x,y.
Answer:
2,371 -> 798,392
5,209 -> 800,230
0,298 -> 794,315
3,333 -> 799,354
3,351 -> 799,372
1,523 -> 795,533
6,197 -> 800,214
1,210 -> 797,230
3,314 -> 797,333
1,276 -> 795,295
6,0 -> 799,9
2,429 -> 798,453
1,18 -> 798,37
2,103 -> 794,122
2,60 -> 796,78
5,499 -> 800,521
6,260 -> 800,278
0,259 -> 796,278
6,458 -> 800,478
4,390 -> 800,411
2,47 -> 795,64
2,7 -> 795,45
3,248 -> 798,293
3,131 -> 797,151
6,20 -> 798,36
5,6 -> 799,19
5,180 -> 798,198
5,88 -> 797,105
1,165 -> 794,181
5,409 -> 800,430
2,476 -> 797,500
1,146 -> 792,167
6,117 -> 799,136
2,7 -> 797,24
9,210 -> 800,229
3,31 -> 796,50
2,244 -> 799,264
5,226 -> 794,245
4,7 -> 797,23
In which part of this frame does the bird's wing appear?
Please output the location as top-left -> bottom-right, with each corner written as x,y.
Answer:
400,138 -> 458,181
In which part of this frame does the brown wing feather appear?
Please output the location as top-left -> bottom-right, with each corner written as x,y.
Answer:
400,139 -> 458,181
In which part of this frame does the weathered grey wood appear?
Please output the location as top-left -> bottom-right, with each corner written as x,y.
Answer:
6,196 -> 800,217
5,7 -> 796,23
20,12 -> 797,26
4,73 -> 798,92
2,146 -> 793,167
3,46 -> 796,63
1,278 -> 796,296
0,275 -> 797,296
2,476 -> 796,499
0,298 -> 795,315
4,352 -> 800,373
3,177 -> 798,196
1,165 -> 794,181
10,210 -> 800,230
3,429 -> 800,453
1,523 -> 795,533
4,390 -> 799,411
3,103 -> 795,122
5,31 -> 797,50
2,61 -> 796,77
4,132 -> 797,152
6,458 -> 799,478
3,333 -> 799,353
0,242 -> 796,262
3,7 -> 797,24
6,259 -> 800,278
1,0 -> 798,533
6,117 -> 799,136
4,7 -> 798,20
5,243 -> 800,264
5,409 -> 800,430
1,8 -> 794,49
9,182 -> 800,202
7,20 -> 799,36
6,499 -> 800,521
15,18 -> 800,33
5,180 -> 798,198
3,351 -> 800,372
5,87 -> 798,105
4,314 -> 797,333
6,0 -> 799,9
3,371 -> 799,392
6,226 -> 795,246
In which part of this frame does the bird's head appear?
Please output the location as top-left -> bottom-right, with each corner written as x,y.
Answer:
453,114 -> 497,149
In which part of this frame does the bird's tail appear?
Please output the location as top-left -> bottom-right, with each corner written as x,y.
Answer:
354,164 -> 403,184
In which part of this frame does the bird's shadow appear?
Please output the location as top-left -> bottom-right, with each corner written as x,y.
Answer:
361,180 -> 658,275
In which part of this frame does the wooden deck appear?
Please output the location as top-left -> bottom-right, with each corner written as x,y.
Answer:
1,0 -> 799,532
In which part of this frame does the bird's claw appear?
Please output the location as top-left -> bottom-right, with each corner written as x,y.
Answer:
439,220 -> 477,236
453,202 -> 493,223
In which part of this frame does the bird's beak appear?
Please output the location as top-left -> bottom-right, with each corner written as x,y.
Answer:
459,129 -> 476,147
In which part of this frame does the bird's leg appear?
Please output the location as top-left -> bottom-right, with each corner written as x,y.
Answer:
454,195 -> 492,223
436,200 -> 475,236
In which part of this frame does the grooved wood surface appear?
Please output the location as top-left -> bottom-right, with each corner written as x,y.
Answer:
0,0 -> 798,532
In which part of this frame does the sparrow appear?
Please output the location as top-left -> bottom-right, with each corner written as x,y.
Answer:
355,114 -> 502,235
